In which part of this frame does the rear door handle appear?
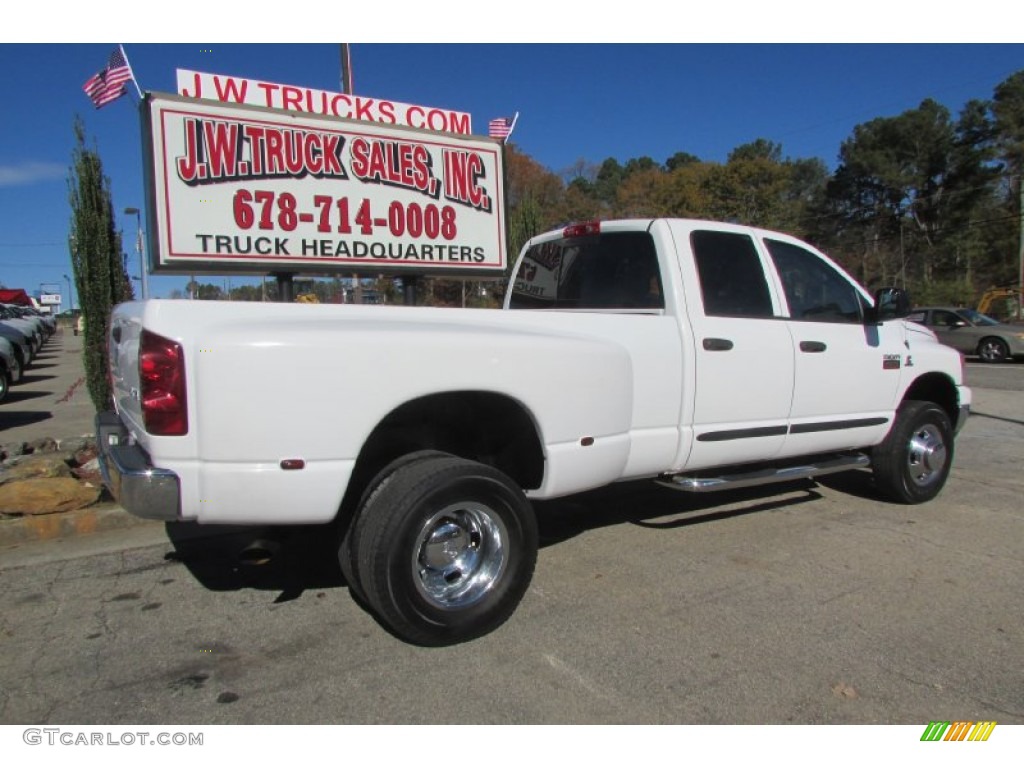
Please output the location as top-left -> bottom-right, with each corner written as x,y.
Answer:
799,340 -> 827,353
703,338 -> 734,351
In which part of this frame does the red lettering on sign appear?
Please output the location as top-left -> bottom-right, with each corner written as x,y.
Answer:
213,76 -> 248,103
282,86 -> 303,111
378,101 -> 397,124
333,94 -> 352,118
354,98 -> 376,122
256,82 -> 279,107
176,118 -> 201,182
350,138 -> 436,196
442,149 -> 491,212
203,120 -> 240,179
178,116 -> 347,184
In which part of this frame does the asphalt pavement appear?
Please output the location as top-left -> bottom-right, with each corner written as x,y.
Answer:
1,325 -> 96,444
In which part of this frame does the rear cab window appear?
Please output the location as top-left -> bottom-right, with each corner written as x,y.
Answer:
508,231 -> 664,311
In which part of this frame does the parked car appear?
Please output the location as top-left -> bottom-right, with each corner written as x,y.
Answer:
908,306 -> 1024,362
0,321 -> 33,371
0,305 -> 42,356
0,336 -> 22,403
26,307 -> 57,336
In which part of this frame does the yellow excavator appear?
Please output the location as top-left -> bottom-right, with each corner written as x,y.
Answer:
977,286 -> 1023,323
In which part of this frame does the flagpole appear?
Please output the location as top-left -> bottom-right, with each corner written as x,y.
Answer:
120,44 -> 143,99
505,112 -> 520,143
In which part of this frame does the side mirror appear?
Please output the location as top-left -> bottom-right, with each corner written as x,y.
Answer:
866,287 -> 912,324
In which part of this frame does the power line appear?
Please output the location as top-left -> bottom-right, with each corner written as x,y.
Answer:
0,242 -> 67,248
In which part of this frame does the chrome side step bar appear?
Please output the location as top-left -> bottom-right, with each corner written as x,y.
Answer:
657,451 -> 870,493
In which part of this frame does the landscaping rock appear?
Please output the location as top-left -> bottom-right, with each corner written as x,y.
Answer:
59,436 -> 94,455
25,437 -> 59,454
0,454 -> 74,483
71,457 -> 103,485
0,478 -> 102,515
1,442 -> 26,462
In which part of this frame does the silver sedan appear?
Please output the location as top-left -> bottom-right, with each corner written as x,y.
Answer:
908,306 -> 1024,363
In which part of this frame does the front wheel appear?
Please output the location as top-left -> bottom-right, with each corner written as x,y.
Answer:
353,454 -> 537,646
872,400 -> 954,504
977,337 -> 1009,363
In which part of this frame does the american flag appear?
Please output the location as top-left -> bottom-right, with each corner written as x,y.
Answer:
83,47 -> 133,109
488,116 -> 515,141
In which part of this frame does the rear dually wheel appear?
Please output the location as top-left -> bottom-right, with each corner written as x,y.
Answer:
352,453 -> 538,646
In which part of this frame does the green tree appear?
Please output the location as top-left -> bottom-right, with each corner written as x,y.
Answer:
67,117 -> 133,413
701,139 -> 791,228
992,71 -> 1024,289
815,99 -> 996,292
593,158 -> 625,207
665,151 -> 701,172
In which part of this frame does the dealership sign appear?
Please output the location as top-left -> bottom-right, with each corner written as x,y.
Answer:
177,70 -> 473,135
143,92 -> 506,276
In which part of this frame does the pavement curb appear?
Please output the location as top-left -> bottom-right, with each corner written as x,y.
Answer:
0,503 -> 158,548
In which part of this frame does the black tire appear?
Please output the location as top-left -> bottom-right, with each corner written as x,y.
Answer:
354,454 -> 537,646
977,337 -> 1009,363
0,366 -> 9,404
338,450 -> 449,602
872,400 -> 954,504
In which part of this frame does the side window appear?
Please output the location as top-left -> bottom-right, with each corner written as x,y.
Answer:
765,239 -> 864,323
931,310 -> 961,328
690,231 -> 774,318
906,311 -> 927,325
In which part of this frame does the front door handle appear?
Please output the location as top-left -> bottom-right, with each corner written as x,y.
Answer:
799,340 -> 827,353
703,337 -> 734,351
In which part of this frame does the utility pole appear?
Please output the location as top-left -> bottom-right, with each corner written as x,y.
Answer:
1018,177 -> 1023,320
340,43 -> 363,305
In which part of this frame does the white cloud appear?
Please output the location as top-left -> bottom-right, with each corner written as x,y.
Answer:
0,162 -> 66,187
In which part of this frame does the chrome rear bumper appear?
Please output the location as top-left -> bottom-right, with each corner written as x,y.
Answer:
95,411 -> 181,521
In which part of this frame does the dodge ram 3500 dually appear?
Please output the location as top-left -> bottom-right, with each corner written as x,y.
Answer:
97,218 -> 970,645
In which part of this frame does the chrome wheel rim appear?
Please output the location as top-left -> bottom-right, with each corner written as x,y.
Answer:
978,340 -> 1005,362
413,502 -> 507,610
906,423 -> 947,488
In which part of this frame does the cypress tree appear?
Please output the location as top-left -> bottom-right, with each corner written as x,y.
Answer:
67,116 -> 133,413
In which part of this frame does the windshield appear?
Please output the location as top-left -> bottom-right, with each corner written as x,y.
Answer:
508,231 -> 663,311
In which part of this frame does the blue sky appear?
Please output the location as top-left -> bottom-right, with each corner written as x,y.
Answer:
2,32 -> 1023,303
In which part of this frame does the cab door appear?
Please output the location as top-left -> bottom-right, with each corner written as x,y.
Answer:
761,236 -> 903,457
672,224 -> 794,471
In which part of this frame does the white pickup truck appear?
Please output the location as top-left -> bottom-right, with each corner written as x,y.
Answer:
98,218 -> 970,645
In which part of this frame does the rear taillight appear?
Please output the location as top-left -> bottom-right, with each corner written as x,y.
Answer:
140,330 -> 188,436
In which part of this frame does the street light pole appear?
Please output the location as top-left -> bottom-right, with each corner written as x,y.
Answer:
63,274 -> 75,312
124,207 -> 149,299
